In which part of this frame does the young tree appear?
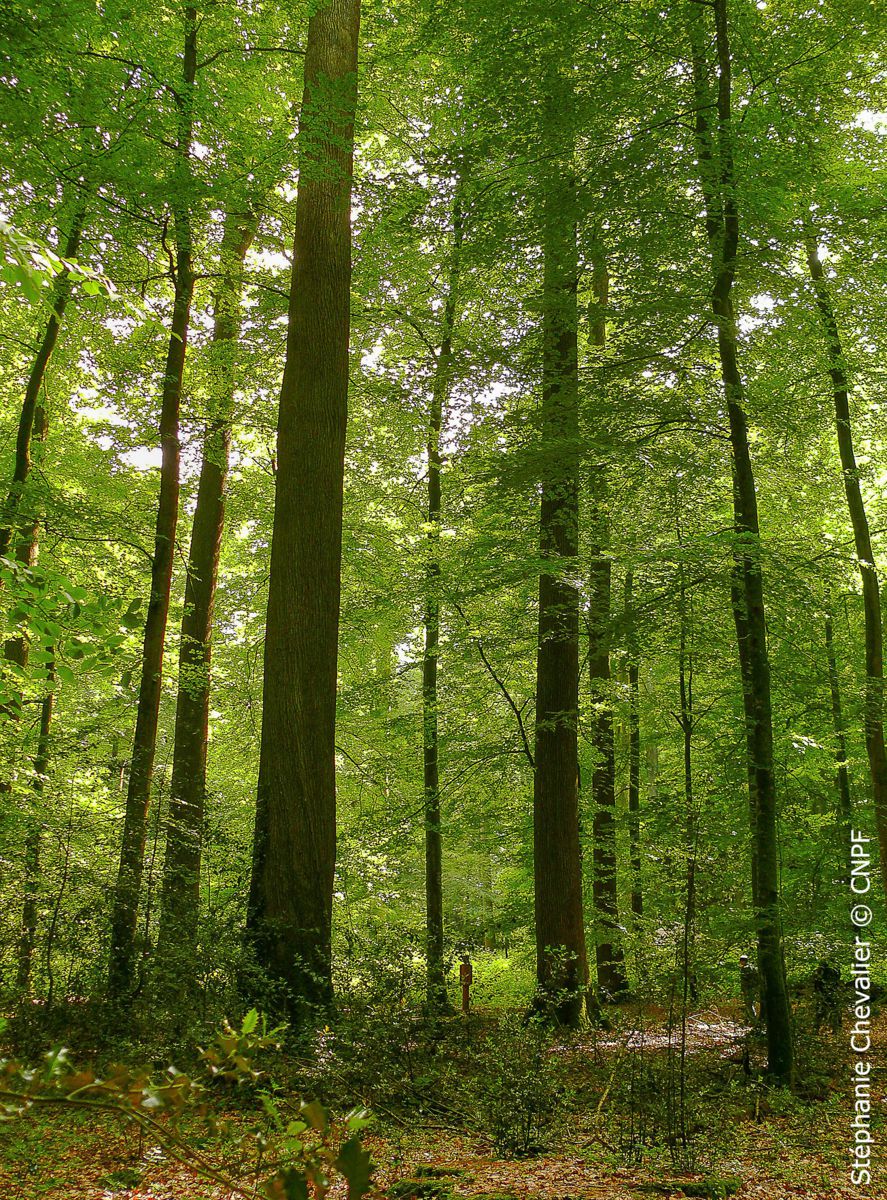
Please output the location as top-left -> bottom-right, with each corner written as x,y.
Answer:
0,208 -> 85,562
805,235 -> 887,899
587,245 -> 628,998
156,210 -> 257,983
688,0 -> 793,1084
424,182 -> 464,1014
624,570 -> 643,920
107,7 -> 198,1003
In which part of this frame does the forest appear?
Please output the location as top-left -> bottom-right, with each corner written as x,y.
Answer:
0,0 -> 885,1197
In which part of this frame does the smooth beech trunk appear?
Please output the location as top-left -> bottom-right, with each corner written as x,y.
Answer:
423,185 -> 464,1014
677,566 -> 697,950
107,8 -> 197,1004
156,212 -> 257,978
806,237 -> 887,899
689,0 -> 793,1084
246,0 -> 361,1018
0,208 -> 85,562
533,77 -> 589,1026
588,247 -> 628,998
625,571 -> 643,919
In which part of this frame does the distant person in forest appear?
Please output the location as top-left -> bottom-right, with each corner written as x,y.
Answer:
459,954 -> 473,1015
812,959 -> 842,1032
739,953 -> 759,1025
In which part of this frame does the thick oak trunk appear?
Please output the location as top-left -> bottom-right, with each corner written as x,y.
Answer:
107,9 -> 197,1003
806,237 -> 887,899
156,213 -> 257,981
246,0 -> 361,1019
533,80 -> 589,1026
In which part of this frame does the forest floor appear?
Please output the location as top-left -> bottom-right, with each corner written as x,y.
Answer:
1,1005 -> 883,1200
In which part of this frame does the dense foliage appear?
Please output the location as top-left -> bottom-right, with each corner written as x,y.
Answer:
0,0 -> 884,1098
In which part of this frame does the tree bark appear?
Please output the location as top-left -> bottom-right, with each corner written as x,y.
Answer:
0,208 -> 86,562
689,0 -> 793,1085
625,570 -> 643,919
587,245 -> 628,999
246,0 -> 361,1019
424,184 -> 464,1014
107,8 -> 197,1004
156,211 -> 257,981
532,76 -> 589,1027
677,565 -> 697,959
806,237 -> 887,899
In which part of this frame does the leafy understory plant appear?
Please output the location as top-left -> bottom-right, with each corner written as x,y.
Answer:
0,1010 -> 375,1200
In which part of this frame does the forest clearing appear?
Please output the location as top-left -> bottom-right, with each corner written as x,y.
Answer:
0,0 -> 886,1195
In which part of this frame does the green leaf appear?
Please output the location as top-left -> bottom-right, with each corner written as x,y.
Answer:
335,1135 -> 373,1200
300,1099 -> 328,1132
264,1168 -> 309,1200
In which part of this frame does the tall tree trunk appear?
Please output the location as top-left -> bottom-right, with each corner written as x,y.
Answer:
2,355 -> 53,765
677,566 -> 697,970
806,236 -> 887,899
424,184 -> 464,1014
156,212 -> 257,982
587,244 -> 628,999
107,8 -> 197,1004
16,657 -> 54,993
689,0 -> 793,1085
1,210 -> 82,766
0,208 -> 86,562
625,570 -> 643,919
246,0 -> 361,1019
532,76 -> 589,1027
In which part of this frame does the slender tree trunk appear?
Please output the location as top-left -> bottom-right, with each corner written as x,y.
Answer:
2,371 -> 51,767
16,658 -> 54,993
424,185 -> 464,1014
823,599 -> 853,835
246,0 -> 361,1019
156,212 -> 257,978
0,209 -> 86,562
587,245 -> 628,999
677,566 -> 697,954
625,570 -> 643,919
806,237 -> 887,899
689,0 -> 793,1084
533,76 -> 589,1027
107,8 -> 197,1003
1,210 -> 82,768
